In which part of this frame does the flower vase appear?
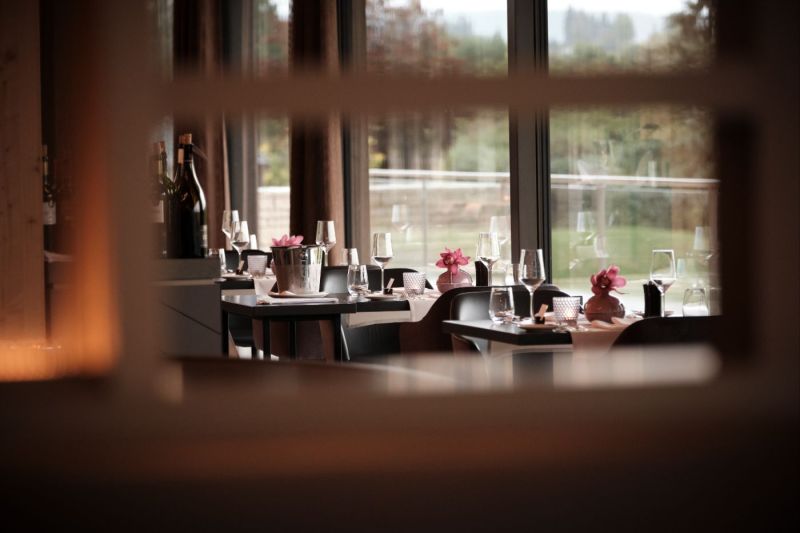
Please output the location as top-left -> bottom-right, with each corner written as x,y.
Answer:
436,269 -> 473,293
584,293 -> 625,323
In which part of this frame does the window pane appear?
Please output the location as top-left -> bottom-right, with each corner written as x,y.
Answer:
549,0 -> 714,73
253,0 -> 291,245
549,2 -> 717,313
366,1 -> 509,279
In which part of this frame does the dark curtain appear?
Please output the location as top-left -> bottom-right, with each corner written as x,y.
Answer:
289,0 -> 345,264
173,0 -> 228,251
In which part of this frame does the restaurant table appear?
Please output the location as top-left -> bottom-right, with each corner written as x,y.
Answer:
221,293 -> 413,361
442,320 -> 572,351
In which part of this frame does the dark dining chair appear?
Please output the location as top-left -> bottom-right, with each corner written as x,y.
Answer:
344,286 -> 489,362
610,316 -> 722,349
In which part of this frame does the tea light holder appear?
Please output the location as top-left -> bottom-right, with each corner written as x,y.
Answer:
553,296 -> 582,330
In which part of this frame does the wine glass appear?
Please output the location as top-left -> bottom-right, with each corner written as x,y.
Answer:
371,233 -> 393,291
650,249 -> 677,317
490,215 -> 511,272
391,204 -> 411,236
489,216 -> 510,248
231,220 -> 250,272
520,248 -> 546,322
221,209 -> 238,247
476,232 -> 501,286
315,220 -> 336,266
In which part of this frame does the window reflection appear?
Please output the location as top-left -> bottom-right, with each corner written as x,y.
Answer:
549,1 -> 717,313
366,0 -> 510,277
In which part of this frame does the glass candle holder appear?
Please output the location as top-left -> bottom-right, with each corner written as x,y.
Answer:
402,272 -> 427,298
553,296 -> 582,331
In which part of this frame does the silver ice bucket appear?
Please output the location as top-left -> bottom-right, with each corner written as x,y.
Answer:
270,245 -> 324,294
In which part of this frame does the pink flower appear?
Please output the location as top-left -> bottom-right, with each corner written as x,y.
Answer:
590,264 -> 627,296
436,247 -> 470,275
271,234 -> 304,247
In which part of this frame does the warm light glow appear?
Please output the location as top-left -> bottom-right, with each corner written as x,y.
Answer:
0,341 -> 64,382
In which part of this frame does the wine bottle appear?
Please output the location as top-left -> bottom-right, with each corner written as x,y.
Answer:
170,133 -> 208,258
42,144 -> 57,251
152,141 -> 168,257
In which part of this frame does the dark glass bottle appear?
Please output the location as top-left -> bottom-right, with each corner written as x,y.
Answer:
152,141 -> 168,257
42,144 -> 57,251
167,133 -> 207,258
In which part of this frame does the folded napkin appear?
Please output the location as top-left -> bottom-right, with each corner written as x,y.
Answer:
407,296 -> 437,322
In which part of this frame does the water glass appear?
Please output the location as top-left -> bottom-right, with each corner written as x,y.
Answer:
403,272 -> 426,299
553,296 -> 581,331
247,255 -> 268,278
347,265 -> 369,296
682,287 -> 709,316
489,287 -> 515,324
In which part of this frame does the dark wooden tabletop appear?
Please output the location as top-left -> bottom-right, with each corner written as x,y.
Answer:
442,320 -> 572,345
221,293 -> 412,317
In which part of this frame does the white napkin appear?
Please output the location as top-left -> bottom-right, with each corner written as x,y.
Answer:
407,296 -> 437,322
253,276 -> 276,296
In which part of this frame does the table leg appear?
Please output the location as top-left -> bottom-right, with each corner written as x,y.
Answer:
332,315 -> 343,362
261,319 -> 271,360
288,321 -> 297,358
221,308 -> 229,356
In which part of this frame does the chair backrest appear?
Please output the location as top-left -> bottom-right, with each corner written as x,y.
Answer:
369,267 -> 433,291
398,286 -> 490,354
320,266 -> 349,293
611,316 -> 722,348
513,287 -> 570,316
450,290 -> 492,353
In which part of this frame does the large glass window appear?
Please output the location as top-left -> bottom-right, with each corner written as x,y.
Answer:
548,0 -> 717,312
366,0 -> 510,278
252,0 -> 290,246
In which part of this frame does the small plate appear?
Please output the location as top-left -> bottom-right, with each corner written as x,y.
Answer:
363,292 -> 400,300
268,291 -> 328,298
516,321 -> 557,331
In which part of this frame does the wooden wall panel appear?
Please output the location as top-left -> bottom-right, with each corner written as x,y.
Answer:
0,0 -> 45,339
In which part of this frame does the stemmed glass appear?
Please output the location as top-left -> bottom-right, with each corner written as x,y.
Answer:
371,233 -> 393,291
490,215 -> 511,272
315,220 -> 336,266
230,220 -> 250,272
221,209 -> 239,248
520,248 -> 546,322
391,204 -> 411,233
476,232 -> 501,286
650,249 -> 677,317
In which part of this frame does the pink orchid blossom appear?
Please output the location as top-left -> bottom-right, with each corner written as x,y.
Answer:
590,264 -> 627,296
271,234 -> 304,247
436,247 -> 470,276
